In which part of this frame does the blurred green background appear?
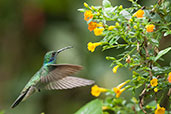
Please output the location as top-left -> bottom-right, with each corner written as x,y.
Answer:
0,0 -> 170,114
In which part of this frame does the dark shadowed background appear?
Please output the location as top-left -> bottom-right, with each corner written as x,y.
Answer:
0,0 -> 170,114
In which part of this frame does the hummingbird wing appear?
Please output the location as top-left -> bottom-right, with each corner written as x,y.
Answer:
44,76 -> 94,90
40,64 -> 94,90
40,64 -> 83,83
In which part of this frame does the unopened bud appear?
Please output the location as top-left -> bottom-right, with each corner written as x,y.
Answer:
129,18 -> 133,22
96,12 -> 100,16
91,6 -> 95,10
133,25 -> 137,29
115,22 -> 120,27
119,5 -> 123,10
84,2 -> 89,8
108,25 -> 115,30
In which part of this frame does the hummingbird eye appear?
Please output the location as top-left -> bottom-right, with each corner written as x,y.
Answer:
52,52 -> 56,57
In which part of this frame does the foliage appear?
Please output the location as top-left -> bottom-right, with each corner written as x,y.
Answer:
0,110 -> 5,114
75,99 -> 103,114
77,0 -> 171,114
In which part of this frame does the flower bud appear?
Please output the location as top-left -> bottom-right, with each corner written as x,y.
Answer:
108,25 -> 115,30
119,5 -> 123,10
84,2 -> 89,8
115,22 -> 120,27
133,25 -> 137,29
91,6 -> 95,10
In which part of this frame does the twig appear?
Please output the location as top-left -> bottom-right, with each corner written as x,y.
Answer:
139,84 -> 151,114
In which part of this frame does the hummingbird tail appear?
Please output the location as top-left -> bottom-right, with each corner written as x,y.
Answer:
11,89 -> 29,108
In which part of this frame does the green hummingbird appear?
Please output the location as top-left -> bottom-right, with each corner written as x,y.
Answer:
11,46 -> 94,108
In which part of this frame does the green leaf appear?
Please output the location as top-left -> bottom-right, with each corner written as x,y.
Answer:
120,10 -> 131,19
154,47 -> 171,62
75,99 -> 103,114
164,30 -> 171,36
102,0 -> 111,8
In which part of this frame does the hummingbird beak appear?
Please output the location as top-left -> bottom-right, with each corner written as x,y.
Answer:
56,46 -> 73,55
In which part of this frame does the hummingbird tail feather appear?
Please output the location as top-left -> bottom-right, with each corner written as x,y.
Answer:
11,89 -> 29,108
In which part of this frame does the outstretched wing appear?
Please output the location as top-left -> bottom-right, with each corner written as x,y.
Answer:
44,76 -> 94,90
40,64 -> 83,83
40,64 -> 94,90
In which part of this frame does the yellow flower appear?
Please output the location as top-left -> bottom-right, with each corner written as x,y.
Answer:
112,65 -> 119,74
88,22 -> 98,31
146,24 -> 155,32
168,72 -> 171,83
84,2 -> 89,8
133,25 -> 137,29
119,5 -> 123,10
108,25 -> 115,31
96,12 -> 100,16
102,106 -> 109,110
155,104 -> 165,114
97,22 -> 103,27
129,18 -> 133,22
91,85 -> 107,97
113,87 -> 126,98
115,22 -> 120,27
150,78 -> 158,87
154,88 -> 158,92
91,6 -> 95,10
87,42 -> 102,52
94,27 -> 104,36
133,9 -> 144,18
117,80 -> 130,89
113,80 -> 129,98
84,10 -> 93,21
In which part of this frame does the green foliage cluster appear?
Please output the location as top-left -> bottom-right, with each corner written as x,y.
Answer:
77,0 -> 171,114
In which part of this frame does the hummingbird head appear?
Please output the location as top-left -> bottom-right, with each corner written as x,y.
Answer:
43,46 -> 73,65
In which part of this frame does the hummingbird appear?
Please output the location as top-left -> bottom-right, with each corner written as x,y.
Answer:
11,46 -> 94,108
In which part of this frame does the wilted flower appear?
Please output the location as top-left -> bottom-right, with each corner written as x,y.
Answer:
126,55 -> 131,63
